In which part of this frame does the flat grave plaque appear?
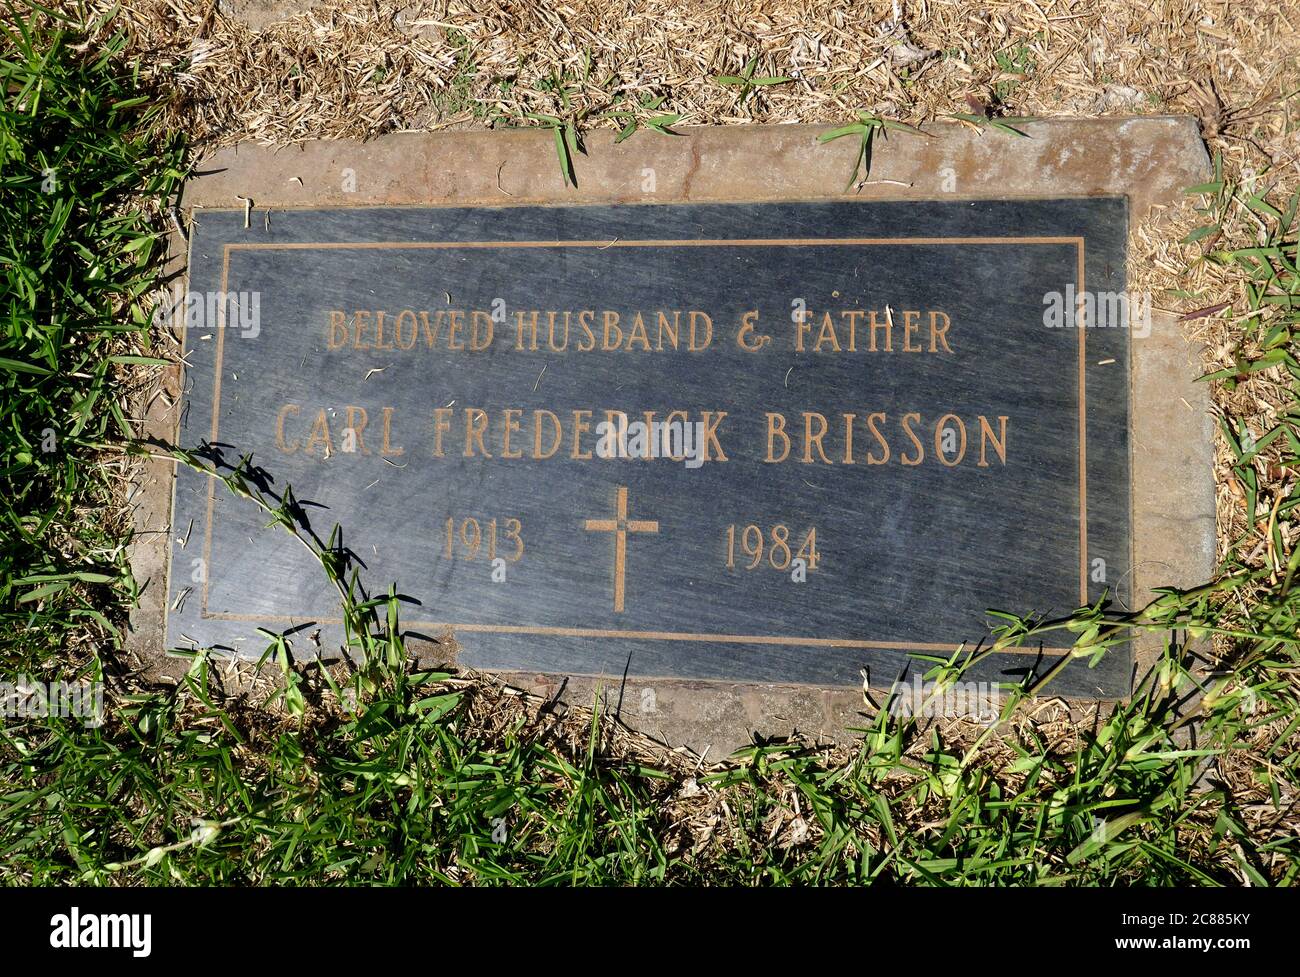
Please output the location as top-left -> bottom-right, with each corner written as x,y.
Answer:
168,198 -> 1132,696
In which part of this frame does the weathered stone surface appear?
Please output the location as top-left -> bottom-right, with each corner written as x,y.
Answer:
217,0 -> 325,31
130,119 -> 1214,753
184,117 -> 1206,219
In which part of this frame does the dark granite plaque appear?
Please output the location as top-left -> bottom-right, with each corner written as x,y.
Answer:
168,199 -> 1132,696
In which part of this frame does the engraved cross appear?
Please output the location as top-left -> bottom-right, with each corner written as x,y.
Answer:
584,486 -> 659,612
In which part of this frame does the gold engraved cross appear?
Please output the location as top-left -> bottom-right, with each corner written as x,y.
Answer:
584,485 -> 659,612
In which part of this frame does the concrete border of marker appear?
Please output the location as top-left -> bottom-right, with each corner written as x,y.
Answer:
128,119 -> 1214,753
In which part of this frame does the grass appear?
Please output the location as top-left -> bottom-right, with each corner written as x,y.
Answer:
431,27 -> 494,122
714,55 -> 793,108
1,7 -> 1298,886
991,39 -> 1037,105
436,40 -> 683,183
0,9 -> 182,678
600,93 -> 682,144
818,112 -> 928,190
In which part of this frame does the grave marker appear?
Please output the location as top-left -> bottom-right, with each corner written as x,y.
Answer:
129,121 -> 1215,748
169,197 -> 1131,695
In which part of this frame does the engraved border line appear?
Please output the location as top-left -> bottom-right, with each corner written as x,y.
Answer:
200,235 -> 1089,655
